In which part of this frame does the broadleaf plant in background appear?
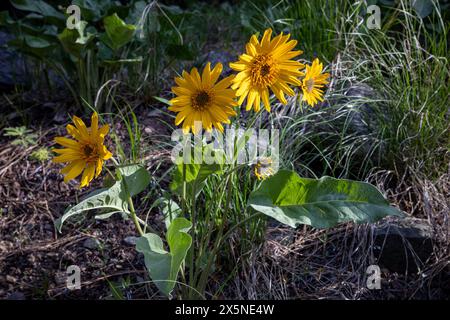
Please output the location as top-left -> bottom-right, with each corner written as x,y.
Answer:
0,0 -> 142,109
0,0 -> 207,111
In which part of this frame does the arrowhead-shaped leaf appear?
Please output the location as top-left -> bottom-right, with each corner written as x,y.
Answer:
58,21 -> 94,58
136,218 -> 192,296
55,164 -> 150,232
248,170 -> 403,229
170,163 -> 222,197
103,13 -> 136,50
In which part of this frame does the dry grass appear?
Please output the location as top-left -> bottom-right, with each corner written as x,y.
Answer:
228,172 -> 449,300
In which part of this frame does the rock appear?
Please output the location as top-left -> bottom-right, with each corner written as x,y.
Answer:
341,83 -> 388,136
0,31 -> 29,89
83,238 -> 101,250
374,217 -> 434,273
0,31 -> 65,91
123,236 -> 139,246
7,291 -> 26,300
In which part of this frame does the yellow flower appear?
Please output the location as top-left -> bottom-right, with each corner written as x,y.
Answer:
229,28 -> 305,112
301,58 -> 330,107
254,157 -> 275,180
169,62 -> 237,134
52,112 -> 112,188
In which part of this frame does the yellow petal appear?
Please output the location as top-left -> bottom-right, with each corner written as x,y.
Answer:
261,88 -> 271,112
91,112 -> 98,137
64,159 -> 86,183
98,124 -> 109,137
210,63 -> 223,84
80,162 -> 95,188
54,137 -> 80,148
260,28 -> 273,49
201,62 -> 211,88
53,153 -> 82,163
95,159 -> 103,178
72,116 -> 90,141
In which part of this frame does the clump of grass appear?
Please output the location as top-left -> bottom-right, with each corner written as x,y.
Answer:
268,0 -> 449,184
346,6 -> 450,180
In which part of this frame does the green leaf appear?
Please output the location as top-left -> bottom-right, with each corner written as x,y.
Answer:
55,164 -> 150,231
103,13 -> 136,50
0,11 -> 11,26
248,170 -> 403,229
55,181 -> 128,232
157,198 -> 181,229
58,21 -> 95,58
11,0 -> 65,22
170,163 -> 222,196
72,0 -> 116,22
118,164 -> 151,197
7,36 -> 56,58
135,218 -> 192,296
413,0 -> 434,18
152,96 -> 171,105
0,12 -> 59,44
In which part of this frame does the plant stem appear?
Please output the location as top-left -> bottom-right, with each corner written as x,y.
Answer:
188,188 -> 196,299
128,195 -> 144,237
195,174 -> 232,295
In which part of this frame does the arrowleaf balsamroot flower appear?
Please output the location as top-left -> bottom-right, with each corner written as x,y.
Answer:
230,28 -> 305,112
169,62 -> 237,134
53,112 -> 112,188
301,58 -> 330,107
254,157 -> 275,180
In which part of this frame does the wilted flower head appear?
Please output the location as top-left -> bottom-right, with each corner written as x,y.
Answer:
254,157 -> 276,180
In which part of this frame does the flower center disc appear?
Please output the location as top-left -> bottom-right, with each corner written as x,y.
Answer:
251,55 -> 277,86
192,90 -> 211,110
82,144 -> 97,161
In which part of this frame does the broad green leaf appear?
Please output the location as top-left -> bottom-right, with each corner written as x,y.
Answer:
248,170 -> 403,229
156,198 -> 181,229
126,1 -> 147,24
170,162 -> 222,196
136,217 -> 192,296
0,11 -> 12,26
55,181 -> 128,232
72,0 -> 114,21
23,35 -> 52,48
58,21 -> 94,58
56,165 -> 150,231
118,164 -> 151,197
95,210 -> 127,220
413,0 -> 434,18
7,35 -> 56,58
103,13 -> 136,50
0,12 -> 59,43
11,0 -> 65,23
